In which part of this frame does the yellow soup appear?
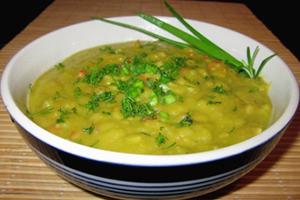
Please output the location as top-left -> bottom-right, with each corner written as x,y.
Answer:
27,41 -> 272,155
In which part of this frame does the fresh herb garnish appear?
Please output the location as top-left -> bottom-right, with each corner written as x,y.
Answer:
71,107 -> 77,114
212,85 -> 227,94
241,47 -> 276,79
121,96 -> 155,118
83,66 -> 105,85
178,113 -> 193,127
120,54 -> 159,76
94,0 -> 275,78
100,46 -> 116,54
56,108 -> 71,123
55,63 -> 65,70
28,83 -> 32,92
248,87 -> 259,93
53,91 -> 62,100
83,124 -> 95,134
98,91 -> 116,102
159,56 -> 186,83
165,142 -> 176,149
155,132 -> 167,146
74,87 -> 82,97
146,80 -> 177,105
85,93 -> 101,111
85,91 -> 116,111
116,78 -> 144,99
207,100 -> 222,105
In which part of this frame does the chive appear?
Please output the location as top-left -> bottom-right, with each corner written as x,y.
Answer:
93,17 -> 189,49
94,0 -> 276,78
163,0 -> 240,67
138,13 -> 242,69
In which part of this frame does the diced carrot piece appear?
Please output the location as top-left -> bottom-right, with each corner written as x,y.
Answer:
78,69 -> 86,78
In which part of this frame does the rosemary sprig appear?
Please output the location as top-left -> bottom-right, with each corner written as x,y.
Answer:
241,46 -> 276,78
93,0 -> 275,78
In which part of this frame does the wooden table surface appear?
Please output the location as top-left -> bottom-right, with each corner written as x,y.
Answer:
1,0 -> 300,199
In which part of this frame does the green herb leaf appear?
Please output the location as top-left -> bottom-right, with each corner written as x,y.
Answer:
93,17 -> 189,49
85,91 -> 116,111
55,63 -> 65,70
83,124 -> 95,134
155,132 -> 167,146
56,108 -> 71,123
100,46 -> 116,54
178,113 -> 193,127
116,78 -> 144,99
121,96 -> 155,118
85,93 -> 101,111
212,85 -> 227,94
83,66 -> 105,85
138,13 -> 242,69
98,91 -> 116,103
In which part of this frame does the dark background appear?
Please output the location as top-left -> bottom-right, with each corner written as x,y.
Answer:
1,0 -> 299,60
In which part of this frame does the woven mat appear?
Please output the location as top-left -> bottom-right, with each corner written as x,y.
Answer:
1,0 -> 299,199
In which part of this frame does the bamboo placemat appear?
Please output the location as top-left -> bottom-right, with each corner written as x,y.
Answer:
1,0 -> 299,199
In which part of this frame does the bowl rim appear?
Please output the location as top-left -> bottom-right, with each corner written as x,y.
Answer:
1,16 -> 299,167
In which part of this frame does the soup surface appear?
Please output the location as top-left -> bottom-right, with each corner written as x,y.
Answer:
27,41 -> 272,154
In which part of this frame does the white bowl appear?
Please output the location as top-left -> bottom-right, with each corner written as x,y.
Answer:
1,17 -> 299,199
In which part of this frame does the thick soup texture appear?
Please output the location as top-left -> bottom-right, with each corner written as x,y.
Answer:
28,41 -> 272,155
